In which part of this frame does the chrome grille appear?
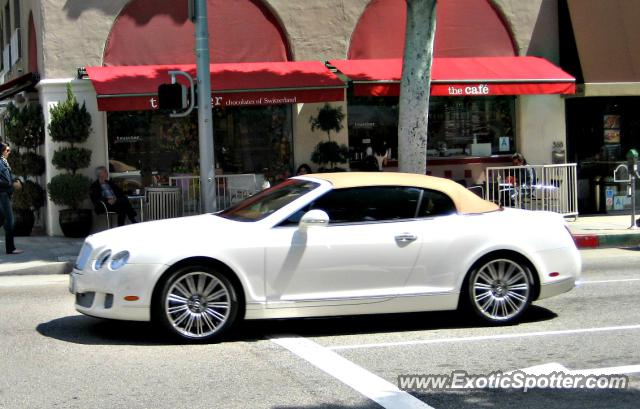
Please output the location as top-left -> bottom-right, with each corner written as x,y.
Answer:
74,243 -> 93,270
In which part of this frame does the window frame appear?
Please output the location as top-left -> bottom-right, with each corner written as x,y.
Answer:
277,185 -> 458,228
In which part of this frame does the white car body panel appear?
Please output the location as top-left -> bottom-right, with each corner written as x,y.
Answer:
70,175 -> 581,325
264,220 -> 423,306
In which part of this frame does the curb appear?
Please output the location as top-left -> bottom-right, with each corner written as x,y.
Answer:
572,234 -> 640,249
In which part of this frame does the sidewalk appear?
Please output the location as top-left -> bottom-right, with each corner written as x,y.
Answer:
567,214 -> 640,249
0,235 -> 84,276
1,214 -> 640,276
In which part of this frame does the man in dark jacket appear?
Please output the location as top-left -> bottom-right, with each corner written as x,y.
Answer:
90,166 -> 137,227
0,142 -> 22,254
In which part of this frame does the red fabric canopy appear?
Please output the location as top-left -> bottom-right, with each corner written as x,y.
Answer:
103,0 -> 291,66
330,57 -> 576,97
86,61 -> 345,111
349,0 -> 516,59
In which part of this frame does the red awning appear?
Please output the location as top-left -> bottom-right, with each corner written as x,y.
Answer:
330,57 -> 575,97
86,61 -> 345,111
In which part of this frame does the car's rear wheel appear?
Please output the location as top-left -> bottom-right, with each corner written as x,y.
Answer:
466,257 -> 533,324
156,265 -> 238,342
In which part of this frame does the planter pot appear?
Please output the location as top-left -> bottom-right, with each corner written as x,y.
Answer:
13,208 -> 35,236
59,209 -> 93,238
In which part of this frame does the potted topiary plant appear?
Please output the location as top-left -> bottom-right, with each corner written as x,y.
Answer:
4,102 -> 46,235
46,85 -> 93,237
309,103 -> 349,171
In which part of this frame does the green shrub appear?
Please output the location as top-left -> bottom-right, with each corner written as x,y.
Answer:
4,102 -> 45,211
309,103 -> 344,142
46,85 -> 93,210
47,173 -> 91,209
48,86 -> 92,146
51,147 -> 91,174
311,140 -> 349,169
5,102 -> 44,149
10,151 -> 46,177
12,180 -> 45,210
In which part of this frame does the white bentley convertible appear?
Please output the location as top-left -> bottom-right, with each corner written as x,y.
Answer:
70,172 -> 581,342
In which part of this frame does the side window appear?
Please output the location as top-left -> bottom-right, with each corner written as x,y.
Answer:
417,189 -> 456,217
309,186 -> 422,224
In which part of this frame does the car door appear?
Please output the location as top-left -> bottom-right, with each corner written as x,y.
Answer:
265,186 -> 425,307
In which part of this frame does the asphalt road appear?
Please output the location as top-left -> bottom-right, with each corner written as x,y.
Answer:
0,248 -> 639,409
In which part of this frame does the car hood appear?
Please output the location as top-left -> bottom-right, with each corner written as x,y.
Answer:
84,214 -> 256,263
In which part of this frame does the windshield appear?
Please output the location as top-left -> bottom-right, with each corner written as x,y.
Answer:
218,179 -> 320,222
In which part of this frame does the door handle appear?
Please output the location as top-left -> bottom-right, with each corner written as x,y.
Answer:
395,233 -> 417,243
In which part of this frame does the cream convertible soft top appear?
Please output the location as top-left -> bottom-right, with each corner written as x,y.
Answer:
301,172 -> 500,214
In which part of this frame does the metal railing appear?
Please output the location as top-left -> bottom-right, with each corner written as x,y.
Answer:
169,174 -> 262,216
145,187 -> 183,221
484,163 -> 578,218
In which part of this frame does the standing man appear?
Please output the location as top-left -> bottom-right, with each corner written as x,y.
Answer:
90,166 -> 138,227
0,142 -> 23,254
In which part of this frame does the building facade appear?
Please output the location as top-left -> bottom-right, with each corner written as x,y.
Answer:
559,0 -> 640,214
1,0 -> 576,235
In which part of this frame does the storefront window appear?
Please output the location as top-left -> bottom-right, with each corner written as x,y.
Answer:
348,98 -> 399,169
428,96 -> 516,157
567,97 -> 640,214
347,96 -> 516,169
106,105 -> 293,192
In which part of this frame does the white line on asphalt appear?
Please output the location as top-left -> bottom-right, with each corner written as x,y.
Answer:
0,275 -> 68,287
579,278 -> 640,284
272,336 -> 433,409
329,324 -> 640,351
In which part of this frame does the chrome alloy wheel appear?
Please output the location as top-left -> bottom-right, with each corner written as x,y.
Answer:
470,258 -> 532,322
164,271 -> 232,339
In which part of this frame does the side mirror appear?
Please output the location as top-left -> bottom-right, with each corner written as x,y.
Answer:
299,209 -> 329,230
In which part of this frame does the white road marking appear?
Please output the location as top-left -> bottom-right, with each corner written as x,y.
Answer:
0,274 -> 68,287
579,278 -> 640,284
329,324 -> 640,351
272,336 -> 433,409
511,362 -> 640,376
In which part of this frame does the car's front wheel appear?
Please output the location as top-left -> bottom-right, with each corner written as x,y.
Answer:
155,265 -> 239,342
466,257 -> 534,324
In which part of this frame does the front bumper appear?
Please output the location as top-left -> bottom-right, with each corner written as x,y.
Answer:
70,263 -> 167,322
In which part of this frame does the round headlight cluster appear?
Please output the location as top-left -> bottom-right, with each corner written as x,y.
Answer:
109,251 -> 130,271
93,250 -> 112,271
91,250 -> 130,271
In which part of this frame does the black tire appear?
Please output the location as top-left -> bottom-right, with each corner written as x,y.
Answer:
464,256 -> 534,324
155,265 -> 239,342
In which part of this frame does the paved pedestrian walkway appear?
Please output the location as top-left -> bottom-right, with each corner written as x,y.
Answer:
0,235 -> 84,276
1,214 -> 639,276
568,214 -> 640,249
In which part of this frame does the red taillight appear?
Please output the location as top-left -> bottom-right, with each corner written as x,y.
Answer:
549,272 -> 560,277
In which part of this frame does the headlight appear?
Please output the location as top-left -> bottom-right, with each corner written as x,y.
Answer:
109,251 -> 130,270
93,250 -> 112,270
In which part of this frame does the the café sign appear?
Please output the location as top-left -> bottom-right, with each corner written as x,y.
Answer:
446,84 -> 490,96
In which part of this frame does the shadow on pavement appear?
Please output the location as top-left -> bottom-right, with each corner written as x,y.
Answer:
36,305 -> 557,346
233,305 -> 557,342
36,315 -> 175,346
622,246 -> 640,252
411,388 -> 639,409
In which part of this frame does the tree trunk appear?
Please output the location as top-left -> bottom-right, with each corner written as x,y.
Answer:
398,0 -> 437,174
